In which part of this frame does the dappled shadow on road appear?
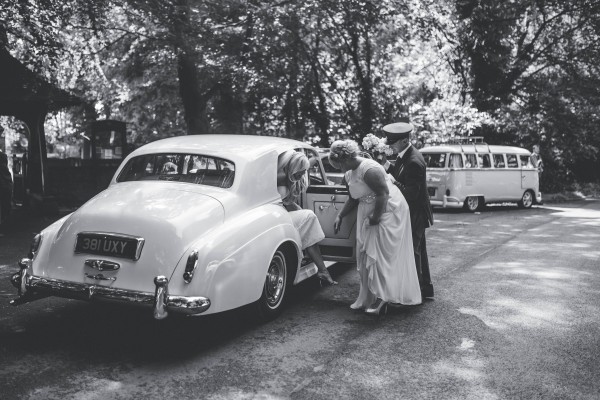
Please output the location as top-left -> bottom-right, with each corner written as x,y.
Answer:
456,203 -> 600,331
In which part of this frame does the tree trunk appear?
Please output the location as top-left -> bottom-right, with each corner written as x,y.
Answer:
173,0 -> 210,135
176,52 -> 210,135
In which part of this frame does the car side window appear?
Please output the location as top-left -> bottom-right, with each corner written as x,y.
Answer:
303,149 -> 326,185
506,154 -> 518,168
493,154 -> 505,168
465,154 -> 478,168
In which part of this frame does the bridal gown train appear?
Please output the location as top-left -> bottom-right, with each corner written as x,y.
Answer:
346,159 -> 422,307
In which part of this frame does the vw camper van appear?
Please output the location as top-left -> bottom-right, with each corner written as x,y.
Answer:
420,138 -> 542,211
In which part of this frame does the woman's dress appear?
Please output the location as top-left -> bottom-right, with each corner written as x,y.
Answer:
278,186 -> 325,250
345,159 -> 422,307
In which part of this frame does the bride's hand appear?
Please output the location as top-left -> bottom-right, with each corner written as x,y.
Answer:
334,215 -> 343,233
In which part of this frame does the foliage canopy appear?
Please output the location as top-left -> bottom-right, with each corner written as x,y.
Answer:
2,0 -> 599,187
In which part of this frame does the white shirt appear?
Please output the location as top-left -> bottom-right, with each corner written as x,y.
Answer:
383,143 -> 412,172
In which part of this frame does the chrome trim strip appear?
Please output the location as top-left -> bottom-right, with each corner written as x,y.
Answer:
74,231 -> 145,261
17,275 -> 211,317
84,272 -> 117,281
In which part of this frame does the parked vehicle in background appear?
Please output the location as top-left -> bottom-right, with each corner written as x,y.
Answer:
10,135 -> 358,322
420,138 -> 541,212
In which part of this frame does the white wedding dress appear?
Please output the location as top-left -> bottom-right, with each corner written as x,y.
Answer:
345,159 -> 422,307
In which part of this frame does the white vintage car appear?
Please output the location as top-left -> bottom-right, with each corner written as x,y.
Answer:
10,135 -> 358,320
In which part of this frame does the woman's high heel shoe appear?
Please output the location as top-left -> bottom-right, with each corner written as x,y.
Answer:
316,270 -> 338,286
365,298 -> 388,315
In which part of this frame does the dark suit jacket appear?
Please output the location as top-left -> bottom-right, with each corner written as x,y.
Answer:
390,146 -> 433,231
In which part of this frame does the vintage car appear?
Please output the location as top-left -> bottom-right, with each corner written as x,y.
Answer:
10,135 -> 358,320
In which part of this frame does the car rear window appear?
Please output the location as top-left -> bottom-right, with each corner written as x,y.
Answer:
117,153 -> 235,188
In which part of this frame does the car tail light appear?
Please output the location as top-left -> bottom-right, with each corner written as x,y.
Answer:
28,233 -> 42,259
183,250 -> 199,283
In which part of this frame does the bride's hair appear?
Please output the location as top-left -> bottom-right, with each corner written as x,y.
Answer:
329,140 -> 359,169
278,150 -> 309,204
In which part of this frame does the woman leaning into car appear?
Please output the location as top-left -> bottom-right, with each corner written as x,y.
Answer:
277,150 -> 337,286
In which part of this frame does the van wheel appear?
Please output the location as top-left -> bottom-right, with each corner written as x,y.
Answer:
464,196 -> 480,212
518,190 -> 534,209
255,249 -> 288,321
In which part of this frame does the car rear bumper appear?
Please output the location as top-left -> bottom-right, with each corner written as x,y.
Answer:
10,258 -> 210,319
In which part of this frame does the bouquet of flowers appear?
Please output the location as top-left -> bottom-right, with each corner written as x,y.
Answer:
362,133 -> 394,160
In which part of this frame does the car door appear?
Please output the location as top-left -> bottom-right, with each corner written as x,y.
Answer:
301,148 -> 357,263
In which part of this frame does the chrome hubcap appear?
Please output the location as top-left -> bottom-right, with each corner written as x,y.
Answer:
522,192 -> 533,207
265,252 -> 286,308
467,197 -> 478,210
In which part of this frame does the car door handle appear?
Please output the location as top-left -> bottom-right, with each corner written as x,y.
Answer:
334,189 -> 347,194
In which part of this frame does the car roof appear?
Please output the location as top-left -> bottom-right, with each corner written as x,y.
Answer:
130,134 -> 313,162
420,144 -> 531,155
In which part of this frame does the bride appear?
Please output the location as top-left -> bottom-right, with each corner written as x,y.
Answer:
330,140 -> 421,314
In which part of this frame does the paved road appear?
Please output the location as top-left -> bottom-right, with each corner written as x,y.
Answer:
1,201 -> 599,400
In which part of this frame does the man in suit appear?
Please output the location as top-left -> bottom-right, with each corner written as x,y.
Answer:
380,122 -> 434,299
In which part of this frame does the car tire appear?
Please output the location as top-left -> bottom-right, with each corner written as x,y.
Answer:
464,196 -> 481,212
255,249 -> 288,321
518,190 -> 534,209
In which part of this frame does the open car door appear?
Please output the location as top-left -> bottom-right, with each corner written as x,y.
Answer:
301,148 -> 356,263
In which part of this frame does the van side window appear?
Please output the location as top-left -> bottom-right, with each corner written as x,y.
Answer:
449,153 -> 463,168
424,153 -> 446,168
493,154 -> 505,168
506,154 -> 518,168
477,154 -> 491,168
465,154 -> 478,168
519,155 -> 533,168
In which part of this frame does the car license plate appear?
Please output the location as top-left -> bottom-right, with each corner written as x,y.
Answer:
427,187 -> 436,197
75,233 -> 144,260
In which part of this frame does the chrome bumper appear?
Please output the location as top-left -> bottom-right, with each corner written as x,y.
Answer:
10,258 -> 210,319
431,195 -> 463,208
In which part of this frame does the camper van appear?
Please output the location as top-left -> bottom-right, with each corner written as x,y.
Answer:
420,139 -> 542,211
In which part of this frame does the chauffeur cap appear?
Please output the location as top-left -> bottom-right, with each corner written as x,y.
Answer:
382,122 -> 414,143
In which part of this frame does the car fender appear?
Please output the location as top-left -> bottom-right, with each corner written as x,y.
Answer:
29,214 -> 71,276
168,203 -> 302,314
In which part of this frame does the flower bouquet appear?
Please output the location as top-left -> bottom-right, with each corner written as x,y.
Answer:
362,133 -> 393,161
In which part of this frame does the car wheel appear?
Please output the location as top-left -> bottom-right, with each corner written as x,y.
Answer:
255,249 -> 288,321
518,190 -> 534,209
464,196 -> 480,212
